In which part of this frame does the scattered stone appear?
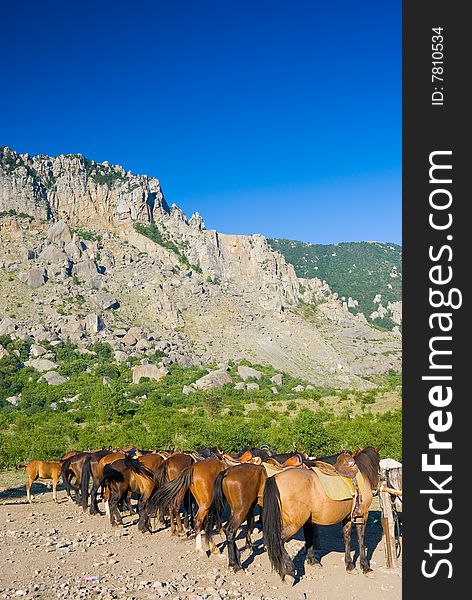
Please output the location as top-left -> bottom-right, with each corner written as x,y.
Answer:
24,358 -> 59,372
270,373 -> 283,385
19,266 -> 47,288
40,371 -> 68,385
246,383 -> 260,391
30,344 -> 47,358
132,364 -> 168,384
194,369 -> 232,390
0,317 -> 16,336
47,220 -> 72,245
93,292 -> 119,310
182,385 -> 196,395
83,314 -> 103,334
237,365 -> 262,381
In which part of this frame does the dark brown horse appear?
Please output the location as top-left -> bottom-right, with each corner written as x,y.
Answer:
205,463 -> 267,571
144,457 -> 227,554
262,447 -> 380,584
101,455 -> 156,529
60,451 -> 91,503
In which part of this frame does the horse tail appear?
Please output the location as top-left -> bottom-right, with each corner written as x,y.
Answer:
153,459 -> 169,489
144,464 -> 194,522
262,476 -> 290,578
61,457 -> 73,497
80,454 -> 92,510
204,469 -> 227,540
124,454 -> 154,481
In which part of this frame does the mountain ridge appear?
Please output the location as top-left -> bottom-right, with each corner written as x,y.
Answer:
0,146 -> 401,388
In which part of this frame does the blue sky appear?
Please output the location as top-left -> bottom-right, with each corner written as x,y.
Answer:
1,1 -> 401,244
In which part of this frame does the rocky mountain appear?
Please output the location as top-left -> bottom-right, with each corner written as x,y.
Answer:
269,238 -> 402,331
0,146 -> 401,388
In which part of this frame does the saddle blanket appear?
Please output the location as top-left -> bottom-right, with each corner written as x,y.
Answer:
312,467 -> 365,501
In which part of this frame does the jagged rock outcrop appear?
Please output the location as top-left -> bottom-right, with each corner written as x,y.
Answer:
0,146 -> 166,224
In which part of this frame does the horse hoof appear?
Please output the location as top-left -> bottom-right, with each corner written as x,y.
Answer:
363,568 -> 375,578
283,575 -> 296,587
231,565 -> 242,573
347,567 -> 359,575
196,548 -> 206,557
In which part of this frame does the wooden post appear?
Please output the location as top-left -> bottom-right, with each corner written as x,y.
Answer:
380,468 -> 398,568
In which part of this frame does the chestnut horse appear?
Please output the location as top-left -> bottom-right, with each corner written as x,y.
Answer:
205,462 -> 267,571
144,457 -> 227,554
262,447 -> 380,584
25,460 -> 62,503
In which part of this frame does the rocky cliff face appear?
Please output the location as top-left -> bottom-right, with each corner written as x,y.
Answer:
0,147 -> 401,387
0,146 -> 166,223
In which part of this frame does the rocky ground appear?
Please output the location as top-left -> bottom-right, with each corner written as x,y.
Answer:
0,472 -> 401,600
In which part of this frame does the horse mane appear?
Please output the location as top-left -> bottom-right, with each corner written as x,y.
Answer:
354,446 -> 380,489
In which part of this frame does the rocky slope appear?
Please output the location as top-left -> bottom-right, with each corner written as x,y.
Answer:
0,146 -> 401,387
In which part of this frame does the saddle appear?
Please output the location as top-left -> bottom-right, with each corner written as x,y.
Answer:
223,452 -> 263,466
312,451 -> 364,524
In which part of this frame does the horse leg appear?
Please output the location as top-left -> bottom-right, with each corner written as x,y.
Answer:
168,504 -> 178,536
52,476 -> 58,502
355,520 -> 373,575
89,482 -> 101,515
138,493 -> 152,533
125,491 -> 134,515
244,507 -> 255,550
304,521 -> 321,568
224,519 -> 243,572
194,506 -> 213,556
109,488 -> 123,527
26,477 -> 35,503
280,524 -> 299,584
175,509 -> 186,535
342,517 -> 356,572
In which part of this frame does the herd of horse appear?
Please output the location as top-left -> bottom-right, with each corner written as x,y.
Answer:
22,445 -> 381,585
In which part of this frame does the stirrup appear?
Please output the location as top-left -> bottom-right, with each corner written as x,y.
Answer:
352,515 -> 365,525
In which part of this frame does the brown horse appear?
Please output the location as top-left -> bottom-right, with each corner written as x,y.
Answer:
60,451 -> 90,503
151,453 -> 195,534
24,460 -> 62,503
205,463 -> 267,571
262,447 -> 380,584
101,455 -> 156,529
145,457 -> 227,554
86,451 -> 126,515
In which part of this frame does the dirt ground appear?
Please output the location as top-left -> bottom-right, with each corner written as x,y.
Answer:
0,471 -> 402,600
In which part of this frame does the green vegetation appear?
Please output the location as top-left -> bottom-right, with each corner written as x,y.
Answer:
0,209 -> 33,219
71,227 -> 103,243
0,336 -> 402,468
82,157 -> 126,188
269,239 -> 402,330
134,222 -> 202,273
